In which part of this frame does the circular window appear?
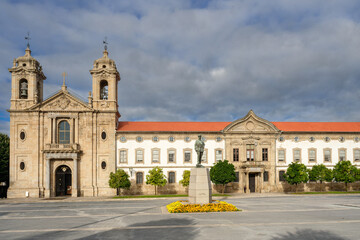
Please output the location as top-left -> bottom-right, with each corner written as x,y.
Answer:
324,137 -> 330,142
101,131 -> 107,140
20,130 -> 26,140
102,65 -> 106,68
152,136 -> 159,142
279,136 -> 285,142
355,137 -> 359,142
22,63 -> 26,67
20,162 -> 25,170
136,136 -> 143,142
339,136 -> 345,142
216,136 -> 222,142
101,161 -> 106,170
309,137 -> 315,142
169,136 -> 175,142
120,136 -> 126,142
184,136 -> 191,142
294,137 -> 299,142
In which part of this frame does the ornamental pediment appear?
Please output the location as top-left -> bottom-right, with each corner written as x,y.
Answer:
29,91 -> 92,112
224,110 -> 279,133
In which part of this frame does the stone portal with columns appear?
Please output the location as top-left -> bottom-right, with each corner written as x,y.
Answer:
44,152 -> 80,198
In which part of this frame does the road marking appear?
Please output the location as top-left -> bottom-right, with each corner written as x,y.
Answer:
245,208 -> 360,213
0,206 -> 357,219
1,220 -> 360,233
0,206 -> 158,213
0,212 -> 163,220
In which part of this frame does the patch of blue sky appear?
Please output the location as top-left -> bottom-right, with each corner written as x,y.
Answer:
189,0 -> 212,9
244,10 -> 322,32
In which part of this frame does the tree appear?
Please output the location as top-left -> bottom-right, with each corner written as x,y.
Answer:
356,168 -> 360,182
333,160 -> 358,191
283,162 -> 309,192
210,160 -> 236,194
146,167 -> 167,195
108,169 -> 131,196
309,164 -> 333,191
179,170 -> 190,188
0,133 -> 10,185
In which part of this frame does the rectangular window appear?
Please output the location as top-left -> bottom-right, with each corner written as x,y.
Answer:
354,149 -> 360,162
233,148 -> 239,162
168,172 -> 175,184
246,144 -> 255,161
309,149 -> 316,162
324,149 -> 331,162
201,150 -> 207,162
293,149 -> 301,162
152,149 -> 159,163
136,172 -> 143,184
278,149 -> 285,162
168,150 -> 175,163
339,149 -> 346,161
215,150 -> 223,162
262,148 -> 268,161
263,171 -> 269,182
136,149 -> 143,162
234,172 -> 239,182
184,150 -> 191,162
119,150 -> 127,163
279,171 -> 285,182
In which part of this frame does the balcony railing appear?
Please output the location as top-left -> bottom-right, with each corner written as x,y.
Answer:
44,143 -> 80,152
241,160 -> 267,167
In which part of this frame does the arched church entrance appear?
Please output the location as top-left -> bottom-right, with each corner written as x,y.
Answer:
55,165 -> 72,196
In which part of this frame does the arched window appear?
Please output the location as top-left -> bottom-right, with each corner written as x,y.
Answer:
19,79 -> 28,99
58,120 -> 70,144
100,80 -> 108,100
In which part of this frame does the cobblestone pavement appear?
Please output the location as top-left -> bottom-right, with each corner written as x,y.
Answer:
0,194 -> 359,239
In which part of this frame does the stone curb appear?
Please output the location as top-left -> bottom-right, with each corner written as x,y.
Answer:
1,193 -> 359,204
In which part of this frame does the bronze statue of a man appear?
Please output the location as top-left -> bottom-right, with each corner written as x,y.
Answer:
194,134 -> 205,167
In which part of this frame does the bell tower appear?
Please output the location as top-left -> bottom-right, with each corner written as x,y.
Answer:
89,41 -> 120,111
8,43 -> 46,110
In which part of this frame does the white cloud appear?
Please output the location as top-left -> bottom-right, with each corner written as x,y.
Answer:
1,0 -> 360,125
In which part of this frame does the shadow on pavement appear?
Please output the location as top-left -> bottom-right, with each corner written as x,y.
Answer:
272,229 -> 348,240
28,218 -> 198,240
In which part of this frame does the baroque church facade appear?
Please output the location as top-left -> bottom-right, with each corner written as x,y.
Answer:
8,47 -> 119,198
8,47 -> 360,198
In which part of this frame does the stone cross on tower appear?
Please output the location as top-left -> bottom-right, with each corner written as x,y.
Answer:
103,37 -> 108,51
61,72 -> 67,91
25,32 -> 31,48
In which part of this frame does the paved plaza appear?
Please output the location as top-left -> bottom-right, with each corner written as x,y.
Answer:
0,194 -> 360,239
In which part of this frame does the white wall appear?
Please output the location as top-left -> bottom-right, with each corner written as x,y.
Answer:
117,137 -> 225,181
276,138 -> 360,168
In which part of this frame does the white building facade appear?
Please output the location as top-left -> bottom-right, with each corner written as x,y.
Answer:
117,112 -> 360,194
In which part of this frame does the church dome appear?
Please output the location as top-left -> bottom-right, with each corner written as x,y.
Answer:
91,50 -> 117,71
9,47 -> 44,77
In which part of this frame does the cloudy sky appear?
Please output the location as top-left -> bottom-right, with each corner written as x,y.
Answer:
1,0 -> 360,135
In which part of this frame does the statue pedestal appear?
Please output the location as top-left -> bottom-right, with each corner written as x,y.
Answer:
188,168 -> 212,204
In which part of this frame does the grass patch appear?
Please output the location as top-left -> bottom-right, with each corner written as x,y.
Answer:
113,193 -> 230,199
292,191 -> 360,195
167,200 -> 240,213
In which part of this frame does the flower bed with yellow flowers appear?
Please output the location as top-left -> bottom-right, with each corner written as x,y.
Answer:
167,200 -> 240,213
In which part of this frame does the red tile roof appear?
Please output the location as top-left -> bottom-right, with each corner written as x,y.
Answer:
117,121 -> 360,132
272,122 -> 360,132
117,122 -> 230,132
